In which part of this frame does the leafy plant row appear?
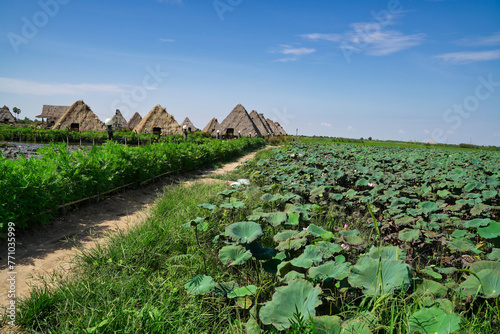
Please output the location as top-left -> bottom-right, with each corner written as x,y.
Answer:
182,143 -> 500,333
0,137 -> 264,236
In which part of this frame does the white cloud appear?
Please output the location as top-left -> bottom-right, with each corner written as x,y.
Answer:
398,129 -> 405,134
301,21 -> 425,57
159,38 -> 175,42
0,77 -> 132,96
423,129 -> 431,135
321,122 -> 332,127
271,45 -> 315,62
300,33 -> 341,42
455,31 -> 500,47
493,133 -> 500,138
347,125 -> 353,131
435,49 -> 500,64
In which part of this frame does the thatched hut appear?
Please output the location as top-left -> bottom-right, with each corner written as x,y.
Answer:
202,118 -> 219,134
127,112 -> 142,130
274,122 -> 287,136
214,104 -> 262,138
258,113 -> 274,136
249,110 -> 273,137
52,100 -> 106,132
133,105 -> 182,136
180,117 -> 197,132
111,109 -> 125,131
0,106 -> 15,124
36,105 -> 69,127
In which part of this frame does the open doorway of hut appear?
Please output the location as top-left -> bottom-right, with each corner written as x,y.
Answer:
226,128 -> 234,138
153,127 -> 162,136
70,123 -> 79,132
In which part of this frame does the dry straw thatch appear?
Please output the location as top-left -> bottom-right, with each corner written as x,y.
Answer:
257,112 -> 274,136
214,104 -> 262,138
111,109 -> 126,131
202,117 -> 219,134
180,117 -> 197,132
274,122 -> 287,136
249,110 -> 273,137
36,105 -> 69,126
133,105 -> 182,136
0,105 -> 15,123
52,100 -> 106,132
127,112 -> 142,130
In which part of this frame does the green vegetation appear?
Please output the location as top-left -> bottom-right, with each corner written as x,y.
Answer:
0,137 -> 264,236
5,141 -> 500,333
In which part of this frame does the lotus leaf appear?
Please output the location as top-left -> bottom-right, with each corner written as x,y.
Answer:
218,189 -> 237,197
419,268 -> 443,280
227,285 -> 257,298
356,178 -> 369,186
198,203 -> 217,211
261,193 -> 281,202
418,201 -> 440,214
349,257 -> 411,296
287,212 -> 300,225
311,315 -> 342,334
308,260 -> 351,281
415,279 -> 448,299
366,246 -> 407,261
482,189 -> 498,200
460,269 -> 500,298
281,270 -> 305,283
274,230 -> 298,242
219,245 -> 252,266
235,296 -> 252,309
277,237 -> 307,251
398,228 -> 421,242
316,241 -> 343,258
259,279 -> 322,330
447,237 -> 480,254
291,245 -> 323,269
220,197 -> 245,210
487,248 -> 500,261
246,241 -> 276,260
471,203 -> 490,216
307,224 -> 329,237
343,234 -> 364,245
214,281 -> 239,297
468,260 -> 500,272
225,221 -> 262,244
185,275 -> 215,295
342,319 -> 372,334
477,221 -> 500,239
181,217 -> 206,229
409,307 -> 461,334
264,211 -> 287,227
329,193 -> 344,201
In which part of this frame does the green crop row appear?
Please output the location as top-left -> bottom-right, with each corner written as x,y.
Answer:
0,137 -> 264,236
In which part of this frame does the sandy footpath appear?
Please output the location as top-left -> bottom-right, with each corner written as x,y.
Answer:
0,149 -> 263,318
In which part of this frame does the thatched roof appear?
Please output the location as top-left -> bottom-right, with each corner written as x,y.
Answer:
127,112 -> 142,130
266,118 -> 280,135
249,110 -> 273,137
258,113 -> 274,135
36,105 -> 69,123
133,105 -> 182,136
214,104 -> 262,138
180,117 -> 196,132
111,109 -> 125,131
202,117 -> 219,133
52,100 -> 106,132
274,122 -> 287,135
0,105 -> 15,123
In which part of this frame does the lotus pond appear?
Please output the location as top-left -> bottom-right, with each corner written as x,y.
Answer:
184,142 -> 500,333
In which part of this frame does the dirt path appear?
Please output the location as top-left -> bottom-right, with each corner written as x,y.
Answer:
0,148 -> 264,312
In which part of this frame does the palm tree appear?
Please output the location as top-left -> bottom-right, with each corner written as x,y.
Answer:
12,107 -> 21,121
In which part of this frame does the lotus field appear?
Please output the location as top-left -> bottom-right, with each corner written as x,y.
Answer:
184,142 -> 500,333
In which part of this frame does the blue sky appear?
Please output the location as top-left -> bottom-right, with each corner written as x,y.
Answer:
1,0 -> 499,145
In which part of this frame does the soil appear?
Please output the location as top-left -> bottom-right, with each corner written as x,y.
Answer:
0,149 -> 263,316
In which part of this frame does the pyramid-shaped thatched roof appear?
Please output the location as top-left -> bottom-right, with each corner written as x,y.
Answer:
36,105 -> 69,122
202,118 -> 219,133
180,117 -> 196,132
52,100 -> 106,131
258,113 -> 274,135
133,105 -> 182,136
214,104 -> 262,138
266,118 -> 280,135
127,112 -> 142,130
0,105 -> 15,123
274,122 -> 287,135
111,109 -> 126,130
249,110 -> 273,137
